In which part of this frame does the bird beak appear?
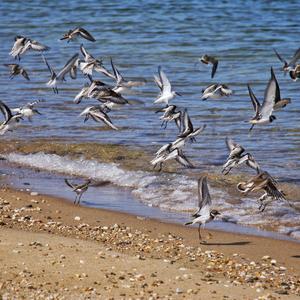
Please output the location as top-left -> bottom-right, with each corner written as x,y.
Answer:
175,92 -> 182,96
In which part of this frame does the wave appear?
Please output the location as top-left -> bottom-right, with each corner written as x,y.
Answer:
4,152 -> 300,239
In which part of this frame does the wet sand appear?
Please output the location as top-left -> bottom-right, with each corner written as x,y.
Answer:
0,186 -> 299,299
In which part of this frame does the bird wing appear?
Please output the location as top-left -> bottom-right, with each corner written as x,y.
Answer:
176,150 -> 194,168
27,39 -> 49,51
4,64 -> 17,70
247,84 -> 261,118
187,124 -> 206,138
57,53 -> 79,81
260,69 -> 276,118
175,111 -> 182,131
156,143 -> 171,156
202,83 -> 218,96
42,55 -> 56,77
198,176 -> 212,208
271,67 -> 281,103
178,109 -> 193,137
94,64 -> 116,80
154,74 -> 163,91
225,137 -> 237,152
193,176 -> 212,217
273,48 -> 287,65
158,66 -> 172,94
211,60 -> 218,78
21,69 -> 30,81
70,64 -> 78,79
0,101 -> 13,122
80,44 -> 89,60
220,84 -> 232,96
76,28 -> 96,42
91,109 -> 118,130
64,179 -> 76,189
289,48 -> 300,67
110,58 -> 124,85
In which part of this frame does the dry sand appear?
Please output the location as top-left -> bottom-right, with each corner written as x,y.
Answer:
0,186 -> 299,299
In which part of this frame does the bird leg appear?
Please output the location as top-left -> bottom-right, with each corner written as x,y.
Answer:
249,124 -> 255,132
198,224 -> 202,242
77,193 -> 83,205
74,194 -> 78,204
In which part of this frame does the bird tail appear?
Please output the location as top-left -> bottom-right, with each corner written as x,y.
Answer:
185,221 -> 193,226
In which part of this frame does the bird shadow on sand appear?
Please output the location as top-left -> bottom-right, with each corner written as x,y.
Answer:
199,241 -> 251,246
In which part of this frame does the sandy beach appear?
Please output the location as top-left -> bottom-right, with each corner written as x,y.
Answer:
0,186 -> 299,299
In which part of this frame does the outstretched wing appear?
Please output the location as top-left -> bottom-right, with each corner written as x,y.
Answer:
211,60 -> 218,78
42,55 -> 56,77
176,150 -> 194,168
271,67 -> 281,103
198,176 -> 212,209
247,84 -> 261,118
76,27 -> 96,42
64,178 -> 76,189
154,74 -> 163,91
261,68 -> 276,118
178,109 -> 193,137
158,66 -> 171,94
27,39 -> 50,51
225,137 -> 237,152
110,58 -> 124,85
273,48 -> 287,64
57,53 -> 79,81
0,101 -> 13,122
289,48 -> 300,67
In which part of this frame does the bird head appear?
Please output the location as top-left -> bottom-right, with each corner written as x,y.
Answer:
210,210 -> 220,219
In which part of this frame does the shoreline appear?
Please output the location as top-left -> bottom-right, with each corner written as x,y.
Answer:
0,186 -> 299,298
1,143 -> 299,242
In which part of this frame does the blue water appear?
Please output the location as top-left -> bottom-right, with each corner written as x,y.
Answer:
0,1 -> 299,182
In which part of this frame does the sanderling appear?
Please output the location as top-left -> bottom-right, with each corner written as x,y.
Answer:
61,27 -> 96,42
151,143 -> 194,171
222,137 -> 260,175
10,36 -> 49,60
201,83 -> 232,100
154,66 -> 181,105
156,105 -> 181,130
11,99 -> 43,122
80,105 -> 118,130
79,45 -> 115,79
110,58 -> 146,94
42,53 -> 79,93
200,54 -> 219,78
64,178 -> 92,205
178,109 -> 206,142
237,171 -> 290,212
247,69 -> 277,131
4,64 -> 30,81
88,80 -> 128,105
0,100 -> 23,135
74,83 -> 90,104
273,47 -> 300,74
185,176 -> 220,242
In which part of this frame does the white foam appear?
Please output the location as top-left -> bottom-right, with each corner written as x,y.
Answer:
4,152 -> 300,239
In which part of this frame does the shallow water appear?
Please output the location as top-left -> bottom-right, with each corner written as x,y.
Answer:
0,1 -> 300,238
0,158 -> 297,242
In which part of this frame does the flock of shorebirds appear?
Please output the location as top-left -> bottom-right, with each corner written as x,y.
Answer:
1,27 -> 299,242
